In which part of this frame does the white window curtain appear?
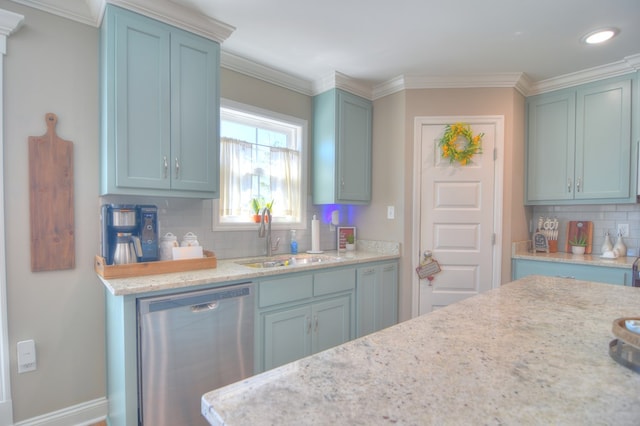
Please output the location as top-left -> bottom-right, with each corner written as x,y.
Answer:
220,138 -> 300,221
220,137 -> 253,216
270,147 -> 299,218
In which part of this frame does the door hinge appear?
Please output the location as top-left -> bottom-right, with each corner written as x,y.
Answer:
491,233 -> 496,245
493,148 -> 497,161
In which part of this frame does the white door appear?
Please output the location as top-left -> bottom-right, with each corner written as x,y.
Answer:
414,116 -> 503,315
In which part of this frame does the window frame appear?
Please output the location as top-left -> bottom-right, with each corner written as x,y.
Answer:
212,98 -> 308,231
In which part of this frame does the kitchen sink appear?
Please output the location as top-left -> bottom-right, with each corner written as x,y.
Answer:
237,254 -> 337,269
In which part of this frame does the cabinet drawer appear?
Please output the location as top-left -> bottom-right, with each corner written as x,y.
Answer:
512,259 -> 630,285
259,275 -> 313,307
314,268 -> 355,296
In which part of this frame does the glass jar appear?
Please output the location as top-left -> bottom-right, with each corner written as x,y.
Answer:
181,232 -> 200,247
159,233 -> 179,260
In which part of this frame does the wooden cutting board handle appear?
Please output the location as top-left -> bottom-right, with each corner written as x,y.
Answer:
29,113 -> 75,271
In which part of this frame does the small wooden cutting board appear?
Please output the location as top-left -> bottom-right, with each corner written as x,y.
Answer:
564,220 -> 593,254
29,113 -> 75,271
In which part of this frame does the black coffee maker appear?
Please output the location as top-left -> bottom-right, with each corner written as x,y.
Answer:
101,204 -> 159,265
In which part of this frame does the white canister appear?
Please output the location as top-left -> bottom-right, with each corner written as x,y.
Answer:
159,232 -> 179,260
181,232 -> 200,247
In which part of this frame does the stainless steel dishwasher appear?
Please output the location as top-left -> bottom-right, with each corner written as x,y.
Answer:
137,282 -> 255,426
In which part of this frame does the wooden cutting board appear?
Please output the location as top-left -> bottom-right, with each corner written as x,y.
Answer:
29,113 -> 75,271
564,220 -> 593,254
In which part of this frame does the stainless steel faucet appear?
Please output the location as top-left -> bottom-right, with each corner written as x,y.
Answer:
258,207 -> 280,256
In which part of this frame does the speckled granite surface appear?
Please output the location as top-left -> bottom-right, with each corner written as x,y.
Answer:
202,275 -> 640,425
98,240 -> 400,296
512,240 -> 635,269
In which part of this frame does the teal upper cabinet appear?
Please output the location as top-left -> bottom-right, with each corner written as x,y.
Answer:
525,75 -> 634,204
313,89 -> 372,204
101,5 -> 220,198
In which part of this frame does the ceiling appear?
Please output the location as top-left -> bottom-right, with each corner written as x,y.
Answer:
8,0 -> 640,97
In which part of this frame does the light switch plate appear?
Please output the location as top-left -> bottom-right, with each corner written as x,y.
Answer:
17,339 -> 36,373
387,206 -> 395,219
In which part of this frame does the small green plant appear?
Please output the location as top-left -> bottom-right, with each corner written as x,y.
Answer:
569,233 -> 588,246
346,234 -> 355,244
251,198 -> 274,214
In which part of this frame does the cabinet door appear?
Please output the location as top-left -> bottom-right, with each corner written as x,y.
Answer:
112,8 -> 171,190
379,262 -> 398,330
312,296 -> 351,353
356,266 -> 377,337
575,79 -> 632,200
262,306 -> 311,371
356,262 -> 398,338
525,91 -> 575,203
337,90 -> 372,203
170,31 -> 220,194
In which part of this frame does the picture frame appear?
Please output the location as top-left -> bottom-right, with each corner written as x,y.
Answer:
337,227 -> 356,251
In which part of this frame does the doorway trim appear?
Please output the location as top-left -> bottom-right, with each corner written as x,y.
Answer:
411,115 -> 504,317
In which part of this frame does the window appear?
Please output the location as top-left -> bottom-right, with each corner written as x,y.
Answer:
213,99 -> 307,230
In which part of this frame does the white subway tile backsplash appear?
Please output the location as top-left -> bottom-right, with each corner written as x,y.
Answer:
532,204 -> 640,255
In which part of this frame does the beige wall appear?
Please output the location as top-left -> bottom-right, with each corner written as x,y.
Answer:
361,87 -> 528,321
2,1 -> 104,421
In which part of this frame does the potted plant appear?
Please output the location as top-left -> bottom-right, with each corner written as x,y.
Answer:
569,233 -> 588,254
345,233 -> 355,251
251,198 -> 274,223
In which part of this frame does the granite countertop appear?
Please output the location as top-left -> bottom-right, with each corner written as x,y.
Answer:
202,275 -> 640,425
512,240 -> 636,269
98,240 -> 400,296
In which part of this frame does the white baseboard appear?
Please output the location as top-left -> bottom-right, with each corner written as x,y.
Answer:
13,397 -> 107,426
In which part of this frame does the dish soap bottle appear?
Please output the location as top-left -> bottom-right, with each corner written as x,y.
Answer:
601,232 -> 613,254
290,230 -> 298,254
613,232 -> 627,257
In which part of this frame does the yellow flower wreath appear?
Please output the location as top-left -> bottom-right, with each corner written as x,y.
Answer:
438,123 -> 483,165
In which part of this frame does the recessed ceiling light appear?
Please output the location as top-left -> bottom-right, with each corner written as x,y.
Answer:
582,28 -> 619,44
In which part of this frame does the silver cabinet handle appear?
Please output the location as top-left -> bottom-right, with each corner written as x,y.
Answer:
567,178 -> 572,193
314,315 -> 319,332
576,177 -> 581,192
175,157 -> 180,178
306,317 -> 311,334
163,156 -> 168,178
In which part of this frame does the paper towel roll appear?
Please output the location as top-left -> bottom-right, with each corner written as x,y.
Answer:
311,215 -> 320,252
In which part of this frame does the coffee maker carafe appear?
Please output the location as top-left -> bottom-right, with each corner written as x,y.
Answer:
101,204 -> 158,265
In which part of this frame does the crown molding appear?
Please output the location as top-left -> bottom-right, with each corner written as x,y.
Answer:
526,53 -> 640,96
221,51 -> 314,96
372,73 -> 530,99
0,7 -> 24,54
0,8 -> 24,36
313,71 -> 373,99
9,0 -> 235,43
107,0 -> 234,43
10,0 -> 103,26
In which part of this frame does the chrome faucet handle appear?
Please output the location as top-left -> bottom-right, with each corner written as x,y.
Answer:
272,237 -> 281,252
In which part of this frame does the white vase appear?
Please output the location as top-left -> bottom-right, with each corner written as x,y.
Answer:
601,233 -> 613,254
571,245 -> 586,255
345,243 -> 355,251
613,234 -> 627,257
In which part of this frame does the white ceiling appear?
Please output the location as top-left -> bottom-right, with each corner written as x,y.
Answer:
8,0 -> 640,97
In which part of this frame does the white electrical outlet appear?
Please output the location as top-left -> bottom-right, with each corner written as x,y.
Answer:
617,223 -> 629,237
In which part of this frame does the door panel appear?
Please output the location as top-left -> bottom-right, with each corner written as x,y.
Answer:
418,119 -> 499,314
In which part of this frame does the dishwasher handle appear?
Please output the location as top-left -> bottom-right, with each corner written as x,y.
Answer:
190,301 -> 219,313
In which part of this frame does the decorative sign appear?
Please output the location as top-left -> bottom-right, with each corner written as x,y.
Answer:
533,232 -> 549,253
416,260 -> 441,279
337,227 -> 356,251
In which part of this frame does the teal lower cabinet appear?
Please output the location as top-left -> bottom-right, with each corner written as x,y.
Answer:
512,258 -> 631,285
356,261 -> 399,337
257,267 -> 355,372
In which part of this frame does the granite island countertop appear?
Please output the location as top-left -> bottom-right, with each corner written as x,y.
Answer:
512,240 -> 636,269
98,240 -> 400,296
202,275 -> 640,425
